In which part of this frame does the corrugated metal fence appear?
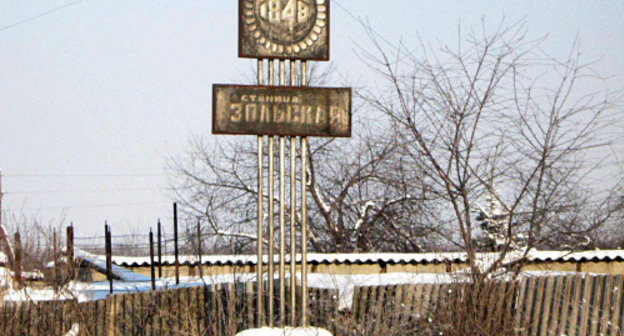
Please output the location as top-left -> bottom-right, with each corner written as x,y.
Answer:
0,274 -> 622,335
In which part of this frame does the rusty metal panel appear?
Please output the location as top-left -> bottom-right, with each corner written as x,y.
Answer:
239,0 -> 330,60
212,84 -> 351,137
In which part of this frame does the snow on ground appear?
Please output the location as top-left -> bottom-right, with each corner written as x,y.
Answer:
235,327 -> 333,336
65,273 -> 259,302
63,323 -> 79,336
3,287 -> 89,302
2,271 -> 458,310
0,266 -> 44,288
0,268 -> 12,288
2,265 -> 602,310
521,270 -> 589,277
1,274 -> 239,303
306,273 -> 459,310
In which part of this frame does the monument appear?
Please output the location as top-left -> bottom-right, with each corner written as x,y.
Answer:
213,0 -> 349,330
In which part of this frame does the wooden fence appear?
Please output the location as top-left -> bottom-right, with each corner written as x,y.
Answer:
350,274 -> 624,336
0,283 -> 338,336
513,274 -> 623,336
349,280 -> 518,335
1,274 -> 622,336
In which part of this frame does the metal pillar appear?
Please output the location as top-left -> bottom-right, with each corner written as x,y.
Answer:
279,133 -> 286,326
267,58 -> 276,327
256,58 -> 265,326
278,58 -> 287,326
300,60 -> 309,326
255,57 -> 310,328
288,60 -> 297,325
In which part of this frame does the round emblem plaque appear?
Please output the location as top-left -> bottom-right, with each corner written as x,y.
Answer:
240,0 -> 329,60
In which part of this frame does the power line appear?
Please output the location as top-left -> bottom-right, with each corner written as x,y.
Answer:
75,234 -> 167,240
333,0 -> 416,57
4,173 -> 166,178
0,0 -> 86,33
6,187 -> 168,195
5,201 -> 170,212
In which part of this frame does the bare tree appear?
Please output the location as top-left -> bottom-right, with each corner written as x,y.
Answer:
169,60 -> 438,253
305,125 -> 436,252
360,19 -> 623,279
2,212 -> 67,270
170,117 -> 438,253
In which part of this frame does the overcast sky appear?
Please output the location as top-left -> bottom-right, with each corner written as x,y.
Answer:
1,1 -> 623,238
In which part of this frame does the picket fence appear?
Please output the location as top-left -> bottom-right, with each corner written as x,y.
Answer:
0,274 -> 622,336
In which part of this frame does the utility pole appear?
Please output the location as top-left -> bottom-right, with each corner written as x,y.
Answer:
105,222 -> 113,294
196,217 -> 203,279
14,231 -> 23,289
53,230 -> 59,289
0,169 -> 2,234
0,170 -> 16,272
149,228 -> 155,290
0,169 -> 2,231
157,219 -> 162,278
173,203 -> 179,285
67,224 -> 75,280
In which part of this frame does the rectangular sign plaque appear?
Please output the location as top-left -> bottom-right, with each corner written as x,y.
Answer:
212,84 -> 351,137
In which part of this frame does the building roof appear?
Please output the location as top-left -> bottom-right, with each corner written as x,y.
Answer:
107,250 -> 624,267
48,248 -> 150,281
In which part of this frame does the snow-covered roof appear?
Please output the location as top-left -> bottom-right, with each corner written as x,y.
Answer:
107,250 -> 624,267
525,250 -> 624,262
72,248 -> 150,282
109,252 -> 467,267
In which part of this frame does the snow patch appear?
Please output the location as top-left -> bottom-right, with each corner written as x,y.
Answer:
63,323 -> 79,336
0,266 -> 44,287
235,327 -> 332,336
3,287 -> 89,302
313,185 -> 332,214
353,201 -> 376,231
306,272 -> 459,310
3,271 -> 458,308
